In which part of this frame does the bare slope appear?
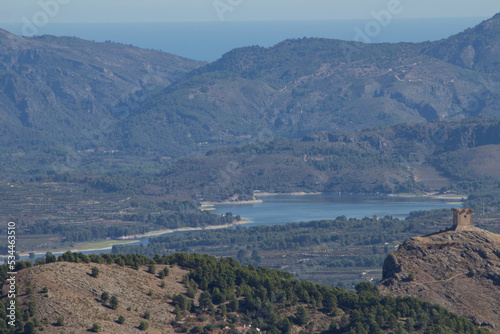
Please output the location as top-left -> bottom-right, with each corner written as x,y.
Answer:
6,262 -> 187,333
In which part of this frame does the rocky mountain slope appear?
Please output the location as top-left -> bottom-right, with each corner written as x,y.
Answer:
114,13 -> 500,156
0,28 -> 204,157
4,13 -> 500,177
378,226 -> 500,332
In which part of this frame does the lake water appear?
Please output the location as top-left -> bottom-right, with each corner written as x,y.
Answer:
19,194 -> 459,260
213,194 -> 460,227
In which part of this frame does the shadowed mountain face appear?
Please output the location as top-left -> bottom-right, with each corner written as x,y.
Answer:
378,227 -> 500,332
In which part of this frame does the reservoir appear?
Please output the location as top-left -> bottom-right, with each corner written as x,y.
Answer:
212,194 -> 461,227
19,194 -> 460,259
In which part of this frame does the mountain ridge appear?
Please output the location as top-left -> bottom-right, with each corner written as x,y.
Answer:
109,12 -> 500,157
3,14 -> 500,178
0,28 -> 204,165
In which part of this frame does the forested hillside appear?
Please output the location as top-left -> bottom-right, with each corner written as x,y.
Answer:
111,118 -> 499,208
0,252 -> 491,333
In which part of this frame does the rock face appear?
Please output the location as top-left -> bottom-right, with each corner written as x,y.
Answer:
378,227 -> 500,332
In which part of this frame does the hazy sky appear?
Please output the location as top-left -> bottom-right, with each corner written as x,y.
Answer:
2,0 -> 500,24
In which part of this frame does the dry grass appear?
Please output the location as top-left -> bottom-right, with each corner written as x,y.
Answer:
7,262 -> 189,333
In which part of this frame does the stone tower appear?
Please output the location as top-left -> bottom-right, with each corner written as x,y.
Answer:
452,208 -> 474,230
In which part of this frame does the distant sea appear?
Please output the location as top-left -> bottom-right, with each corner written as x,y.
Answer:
0,18 -> 487,61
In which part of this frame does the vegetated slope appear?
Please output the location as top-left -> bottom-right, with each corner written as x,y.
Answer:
109,210 -> 460,287
0,28 -> 204,177
112,13 -> 500,156
5,14 -> 500,178
137,118 -> 500,202
378,227 -> 500,332
0,252 -> 492,334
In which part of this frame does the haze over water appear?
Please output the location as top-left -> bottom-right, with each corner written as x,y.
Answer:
0,18 -> 485,61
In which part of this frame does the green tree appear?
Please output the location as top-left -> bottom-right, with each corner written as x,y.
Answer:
279,318 -> 292,334
199,291 -> 213,312
91,266 -> 99,278
159,266 -> 169,278
101,291 -> 110,304
295,306 -> 309,326
211,287 -> 225,305
117,315 -> 126,324
143,310 -> 151,320
110,295 -> 119,310
322,291 -> 337,314
228,296 -> 239,312
186,285 -> 196,298
173,294 -> 189,311
24,321 -> 35,334
174,305 -> 182,320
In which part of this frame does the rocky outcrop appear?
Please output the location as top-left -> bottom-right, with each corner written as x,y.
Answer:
378,227 -> 500,332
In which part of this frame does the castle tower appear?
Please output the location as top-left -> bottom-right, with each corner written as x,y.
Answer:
452,208 -> 474,230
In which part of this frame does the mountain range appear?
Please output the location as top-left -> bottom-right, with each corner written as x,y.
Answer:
2,14 -> 500,178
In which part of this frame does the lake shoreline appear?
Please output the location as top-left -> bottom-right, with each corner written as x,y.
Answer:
200,191 -> 323,207
203,191 -> 465,207
387,192 -> 467,201
13,218 -> 251,258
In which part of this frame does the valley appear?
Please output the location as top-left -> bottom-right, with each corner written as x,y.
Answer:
1,9 -> 500,334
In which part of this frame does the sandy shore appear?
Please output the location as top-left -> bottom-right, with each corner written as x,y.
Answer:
387,192 -> 467,201
253,191 -> 323,197
200,191 -> 322,207
200,199 -> 263,207
116,218 -> 250,240
14,218 -> 252,257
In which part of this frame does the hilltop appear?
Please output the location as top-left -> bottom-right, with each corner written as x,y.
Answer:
0,252 -> 491,333
378,222 -> 500,331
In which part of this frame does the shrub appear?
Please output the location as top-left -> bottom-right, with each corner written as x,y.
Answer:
56,316 -> 64,326
190,325 -> 202,333
139,320 -> 149,330
91,322 -> 100,332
